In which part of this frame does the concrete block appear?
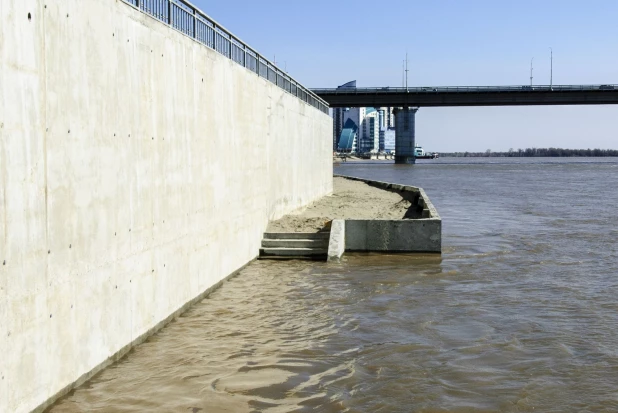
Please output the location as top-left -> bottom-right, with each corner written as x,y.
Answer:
327,220 -> 346,261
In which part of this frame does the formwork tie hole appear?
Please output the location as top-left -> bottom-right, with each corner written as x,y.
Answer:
28,13 -> 32,21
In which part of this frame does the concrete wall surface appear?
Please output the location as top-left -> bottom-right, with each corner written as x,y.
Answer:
0,1 -> 332,411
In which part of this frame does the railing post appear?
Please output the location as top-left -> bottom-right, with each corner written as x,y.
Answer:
213,24 -> 217,51
167,0 -> 172,26
192,8 -> 197,39
136,0 -> 140,8
228,36 -> 232,59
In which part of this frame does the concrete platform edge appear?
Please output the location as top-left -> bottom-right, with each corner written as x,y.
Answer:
333,175 -> 442,253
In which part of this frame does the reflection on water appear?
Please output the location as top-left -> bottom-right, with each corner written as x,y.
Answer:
51,158 -> 618,412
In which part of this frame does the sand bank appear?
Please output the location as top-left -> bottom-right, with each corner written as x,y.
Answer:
267,177 -> 414,233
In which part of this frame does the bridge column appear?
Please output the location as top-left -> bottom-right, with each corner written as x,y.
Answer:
393,107 -> 418,164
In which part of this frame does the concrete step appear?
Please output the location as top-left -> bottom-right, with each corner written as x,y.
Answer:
259,247 -> 328,257
263,232 -> 330,240
261,238 -> 329,248
258,254 -> 328,261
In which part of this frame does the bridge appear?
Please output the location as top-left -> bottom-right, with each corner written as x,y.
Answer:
312,85 -> 618,107
313,85 -> 618,164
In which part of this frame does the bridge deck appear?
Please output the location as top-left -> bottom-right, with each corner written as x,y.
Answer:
312,85 -> 618,107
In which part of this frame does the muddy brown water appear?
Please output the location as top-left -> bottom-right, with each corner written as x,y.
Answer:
50,158 -> 618,412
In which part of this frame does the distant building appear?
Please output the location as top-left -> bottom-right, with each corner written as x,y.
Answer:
384,127 -> 396,153
336,107 -> 381,153
359,108 -> 380,153
332,82 -> 390,154
377,107 -> 395,152
333,108 -> 345,151
378,107 -> 395,129
338,116 -> 358,152
332,81 -> 356,151
338,107 -> 363,152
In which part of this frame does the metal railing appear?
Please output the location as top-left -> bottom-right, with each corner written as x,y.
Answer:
121,0 -> 329,114
312,84 -> 618,95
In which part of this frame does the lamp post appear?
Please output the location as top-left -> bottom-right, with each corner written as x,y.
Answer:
530,57 -> 534,86
549,47 -> 553,88
406,52 -> 408,92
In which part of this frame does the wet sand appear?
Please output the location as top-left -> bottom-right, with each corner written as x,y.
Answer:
266,177 -> 412,233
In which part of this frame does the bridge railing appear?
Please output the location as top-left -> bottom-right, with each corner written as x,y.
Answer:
312,85 -> 618,94
121,0 -> 329,114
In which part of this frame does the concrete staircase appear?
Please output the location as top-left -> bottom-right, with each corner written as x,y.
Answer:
259,232 -> 330,260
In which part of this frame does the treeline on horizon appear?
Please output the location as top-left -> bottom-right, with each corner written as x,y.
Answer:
440,148 -> 618,157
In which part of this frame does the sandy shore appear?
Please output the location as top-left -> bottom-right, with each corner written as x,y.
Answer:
267,177 -> 413,233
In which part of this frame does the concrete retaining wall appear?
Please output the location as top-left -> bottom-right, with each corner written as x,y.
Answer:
333,176 -> 441,253
0,1 -> 332,411
345,220 -> 441,252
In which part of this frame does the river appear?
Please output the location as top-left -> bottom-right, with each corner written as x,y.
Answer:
50,158 -> 618,412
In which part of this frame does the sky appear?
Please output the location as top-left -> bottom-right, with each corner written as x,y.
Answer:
190,0 -> 618,152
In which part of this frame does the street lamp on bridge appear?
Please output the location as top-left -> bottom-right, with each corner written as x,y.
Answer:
550,47 -> 553,88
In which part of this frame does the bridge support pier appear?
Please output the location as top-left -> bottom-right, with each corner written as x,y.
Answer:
393,107 -> 419,164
